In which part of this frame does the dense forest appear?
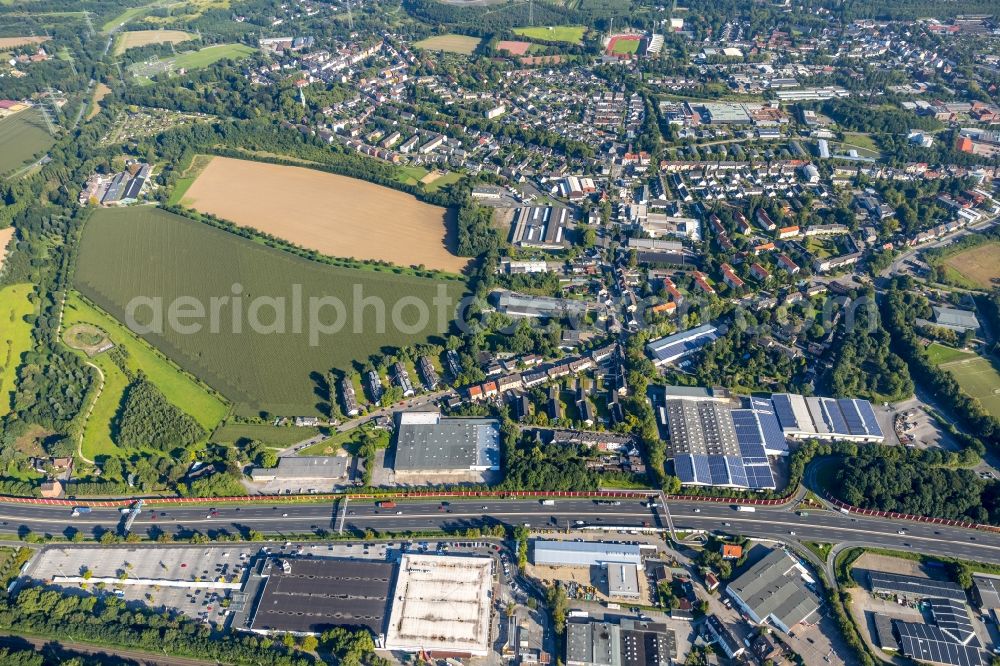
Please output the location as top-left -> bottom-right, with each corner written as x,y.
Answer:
826,290 -> 913,402
836,446 -> 1000,524
115,375 -> 206,451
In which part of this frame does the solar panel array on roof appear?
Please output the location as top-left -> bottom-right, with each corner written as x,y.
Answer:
771,394 -> 799,431
895,621 -> 984,666
824,399 -> 849,434
868,571 -> 968,603
674,452 -> 774,489
856,399 -> 882,435
745,465 -> 776,488
756,407 -> 789,453
727,457 -> 748,487
930,599 -> 979,646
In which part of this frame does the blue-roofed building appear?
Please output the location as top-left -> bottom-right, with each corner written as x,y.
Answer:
771,393 -> 884,442
666,399 -> 776,490
647,325 -> 719,366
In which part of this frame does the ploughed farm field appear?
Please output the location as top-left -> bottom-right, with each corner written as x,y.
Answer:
180,157 -> 470,274
73,207 -> 468,417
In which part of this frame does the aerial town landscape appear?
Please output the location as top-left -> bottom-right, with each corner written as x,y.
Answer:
0,0 -> 999,664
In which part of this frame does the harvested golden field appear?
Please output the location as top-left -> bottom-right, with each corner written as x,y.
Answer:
942,241 -> 1000,289
114,29 -> 193,55
0,227 -> 13,271
87,83 -> 112,120
182,157 -> 468,273
0,36 -> 50,49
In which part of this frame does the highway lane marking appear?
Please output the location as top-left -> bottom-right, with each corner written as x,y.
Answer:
679,516 -> 1000,551
0,510 -> 652,528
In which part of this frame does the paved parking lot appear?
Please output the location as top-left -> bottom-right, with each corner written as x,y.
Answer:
26,545 -> 257,623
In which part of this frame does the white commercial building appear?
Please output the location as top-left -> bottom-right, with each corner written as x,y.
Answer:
384,554 -> 493,656
533,540 -> 643,567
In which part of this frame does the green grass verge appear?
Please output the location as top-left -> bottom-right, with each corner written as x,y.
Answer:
0,109 -> 55,175
210,423 -> 318,447
62,291 -> 229,459
167,154 -> 213,205
73,207 -> 468,417
803,541 -> 832,560
0,284 -> 36,417
513,25 -> 586,44
925,342 -> 975,365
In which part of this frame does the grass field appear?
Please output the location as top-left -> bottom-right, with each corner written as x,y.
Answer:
925,342 -> 975,366
394,165 -> 466,193
62,292 -> 229,459
842,132 -> 879,152
74,207 -> 468,417
172,43 -> 253,68
942,242 -> 1000,290
114,29 -> 193,55
0,109 -> 55,175
939,353 -> 1000,419
183,157 -> 469,273
130,43 -> 254,82
413,34 -> 481,54
210,423 -> 319,447
610,37 -> 641,54
0,284 -> 36,417
513,26 -> 586,44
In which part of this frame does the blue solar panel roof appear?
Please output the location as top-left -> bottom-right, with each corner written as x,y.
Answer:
675,455 -> 696,484
757,408 -> 789,453
855,399 -> 882,437
727,457 -> 748,487
708,456 -> 731,485
771,394 -> 798,430
744,465 -> 776,489
824,399 -> 849,434
838,398 -> 866,436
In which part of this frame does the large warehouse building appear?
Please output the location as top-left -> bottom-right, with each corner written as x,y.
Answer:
771,393 -> 884,442
566,618 -> 676,666
646,325 -> 719,366
661,388 -> 881,489
392,412 -> 500,475
726,548 -> 820,633
666,398 -> 782,490
533,540 -> 643,568
384,554 -> 494,657
247,558 -> 395,641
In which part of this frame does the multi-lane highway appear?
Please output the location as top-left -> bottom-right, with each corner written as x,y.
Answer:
3,498 -> 1000,565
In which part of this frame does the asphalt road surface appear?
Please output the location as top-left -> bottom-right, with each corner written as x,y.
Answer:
4,499 -> 1000,564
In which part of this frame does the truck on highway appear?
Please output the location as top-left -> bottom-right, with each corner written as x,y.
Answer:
839,507 -> 850,515
70,507 -> 91,517
735,506 -> 756,512
540,500 -> 555,506
376,501 -> 396,509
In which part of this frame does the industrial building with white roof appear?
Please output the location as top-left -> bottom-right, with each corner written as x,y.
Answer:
383,554 -> 494,657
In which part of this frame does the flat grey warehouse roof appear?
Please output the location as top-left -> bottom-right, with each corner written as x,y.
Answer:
393,414 -> 499,472
249,558 -> 395,636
